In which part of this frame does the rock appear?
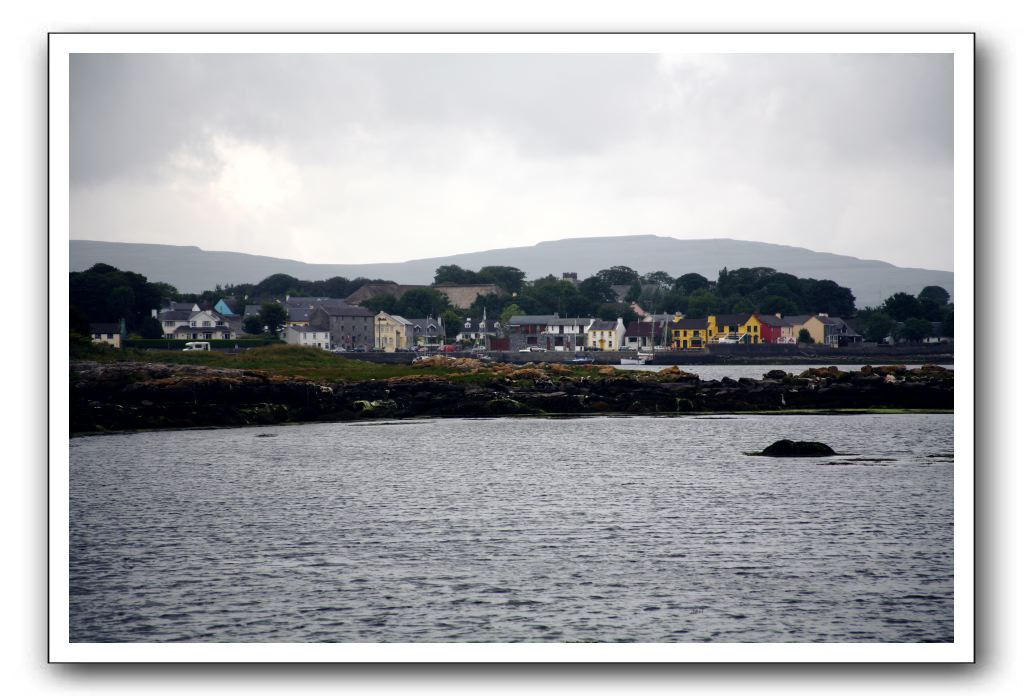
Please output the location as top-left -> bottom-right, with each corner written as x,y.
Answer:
759,440 -> 836,457
763,369 -> 788,380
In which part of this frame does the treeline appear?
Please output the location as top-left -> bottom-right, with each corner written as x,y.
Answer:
855,287 -> 953,342
72,260 -> 949,344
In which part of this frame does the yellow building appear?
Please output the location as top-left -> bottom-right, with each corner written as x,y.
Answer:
706,313 -> 763,344
374,312 -> 414,352
669,318 -> 710,349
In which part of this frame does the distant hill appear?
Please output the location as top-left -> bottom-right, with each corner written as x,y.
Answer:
69,236 -> 953,308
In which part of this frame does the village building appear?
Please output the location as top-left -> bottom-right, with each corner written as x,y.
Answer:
283,325 -> 331,350
89,322 -> 122,349
308,301 -> 375,350
454,316 -> 501,346
802,314 -> 863,346
707,313 -> 763,344
374,312 -> 415,352
624,320 -> 671,350
505,314 -> 560,351
403,316 -> 445,347
587,318 -> 626,351
667,317 -> 711,349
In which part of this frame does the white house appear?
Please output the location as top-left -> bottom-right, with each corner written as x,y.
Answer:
283,325 -> 331,350
586,318 -> 626,351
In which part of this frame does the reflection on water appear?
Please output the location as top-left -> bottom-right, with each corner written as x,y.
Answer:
70,414 -> 953,642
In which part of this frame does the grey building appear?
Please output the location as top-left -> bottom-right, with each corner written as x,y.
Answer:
309,301 -> 375,349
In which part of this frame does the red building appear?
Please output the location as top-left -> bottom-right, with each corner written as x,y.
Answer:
755,313 -> 787,343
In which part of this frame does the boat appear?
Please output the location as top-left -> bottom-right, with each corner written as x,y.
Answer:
621,352 -> 653,365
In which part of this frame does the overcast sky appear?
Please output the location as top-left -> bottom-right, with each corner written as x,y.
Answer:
69,53 -> 953,271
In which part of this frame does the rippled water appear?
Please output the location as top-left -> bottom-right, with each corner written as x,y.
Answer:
615,363 -> 954,380
70,414 -> 953,643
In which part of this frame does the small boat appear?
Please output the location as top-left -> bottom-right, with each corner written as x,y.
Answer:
620,352 -> 653,365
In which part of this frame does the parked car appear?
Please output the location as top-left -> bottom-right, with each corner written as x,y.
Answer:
182,341 -> 210,352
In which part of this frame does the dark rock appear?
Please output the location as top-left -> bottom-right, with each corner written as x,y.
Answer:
763,369 -> 788,380
760,440 -> 836,457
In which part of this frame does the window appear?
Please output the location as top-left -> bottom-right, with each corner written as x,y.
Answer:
202,321 -> 211,327
190,321 -> 196,327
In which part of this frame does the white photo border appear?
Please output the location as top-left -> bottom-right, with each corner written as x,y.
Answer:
49,31 -> 974,663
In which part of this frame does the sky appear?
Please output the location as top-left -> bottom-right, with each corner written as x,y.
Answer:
69,52 -> 954,271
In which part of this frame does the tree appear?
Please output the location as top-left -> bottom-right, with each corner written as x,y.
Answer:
758,295 -> 798,316
361,294 -> 398,314
499,303 -> 524,325
477,266 -> 526,294
942,306 -> 954,338
578,276 -> 617,304
441,308 -> 463,339
253,273 -> 301,298
396,288 -> 450,318
803,279 -> 856,316
881,292 -> 922,322
797,328 -> 813,344
69,305 -> 91,336
243,315 -> 264,335
896,318 -> 933,343
673,272 -> 710,295
139,316 -> 164,339
642,271 -> 674,288
434,264 -> 479,285
595,265 -> 640,286
858,312 -> 895,343
918,285 -> 950,306
624,280 -> 642,304
259,302 -> 288,336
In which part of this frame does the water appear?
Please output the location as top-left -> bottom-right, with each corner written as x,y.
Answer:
615,363 -> 954,381
70,414 -> 953,643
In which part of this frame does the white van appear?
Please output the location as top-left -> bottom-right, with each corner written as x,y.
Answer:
182,341 -> 211,352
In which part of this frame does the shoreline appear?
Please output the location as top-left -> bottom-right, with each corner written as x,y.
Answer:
70,359 -> 954,435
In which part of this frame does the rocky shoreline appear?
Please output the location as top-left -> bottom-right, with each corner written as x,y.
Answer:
69,360 -> 954,434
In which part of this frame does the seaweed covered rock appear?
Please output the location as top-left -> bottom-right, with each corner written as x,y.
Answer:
760,439 -> 836,457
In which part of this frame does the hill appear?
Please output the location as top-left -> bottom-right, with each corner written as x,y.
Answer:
69,236 -> 953,307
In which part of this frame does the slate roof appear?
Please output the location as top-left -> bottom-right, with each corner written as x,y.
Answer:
312,301 -> 374,317
158,310 -> 192,321
625,321 -> 667,337
287,306 -> 313,322
710,313 -> 753,326
668,317 -> 709,330
507,315 -> 559,325
404,317 -> 444,334
545,317 -> 594,326
244,305 -> 262,317
780,314 -> 813,326
755,314 -> 787,327
588,320 -> 618,331
286,296 -> 332,306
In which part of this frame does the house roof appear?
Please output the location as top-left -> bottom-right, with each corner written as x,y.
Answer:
755,314 -> 787,327
286,324 -> 328,334
404,317 -> 443,333
781,314 -> 813,326
625,321 -> 667,337
286,296 -> 331,306
507,314 -> 559,325
546,317 -> 594,326
312,302 -> 374,317
89,323 -> 120,334
166,301 -> 197,311
668,317 -> 709,330
287,306 -> 313,322
710,313 -> 753,326
243,305 -> 262,316
158,310 -> 192,321
589,320 -> 618,331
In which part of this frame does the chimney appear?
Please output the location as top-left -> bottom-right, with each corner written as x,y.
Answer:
818,312 -> 829,318
151,309 -> 158,318
775,312 -> 782,318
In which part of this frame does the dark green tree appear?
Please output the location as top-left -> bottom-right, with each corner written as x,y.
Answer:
624,280 -> 643,304
896,317 -> 933,343
434,264 -> 480,285
243,315 -> 264,335
578,276 -> 617,304
881,292 -> 922,321
918,285 -> 950,306
673,272 -> 710,295
361,294 -> 398,313
858,312 -> 895,343
139,316 -> 164,339
253,273 -> 302,297
477,266 -> 526,294
595,266 -> 640,286
642,271 -> 674,288
797,328 -> 813,344
259,302 -> 288,335
396,288 -> 450,317
69,305 -> 91,336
